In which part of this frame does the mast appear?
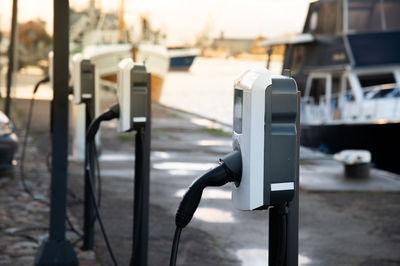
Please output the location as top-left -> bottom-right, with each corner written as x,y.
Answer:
118,0 -> 125,42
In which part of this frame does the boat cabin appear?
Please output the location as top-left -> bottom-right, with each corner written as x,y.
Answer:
259,0 -> 400,125
302,67 -> 400,124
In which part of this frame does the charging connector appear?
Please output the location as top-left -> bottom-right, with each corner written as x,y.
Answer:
170,150 -> 242,266
175,150 -> 241,228
86,104 -> 120,142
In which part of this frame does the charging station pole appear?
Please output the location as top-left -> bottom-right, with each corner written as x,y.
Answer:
268,91 -> 300,266
4,0 -> 17,116
34,1 -> 79,265
81,61 -> 96,251
130,73 -> 151,266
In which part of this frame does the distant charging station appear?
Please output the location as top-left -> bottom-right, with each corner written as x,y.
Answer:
117,58 -> 149,132
117,58 -> 151,266
73,54 -> 95,105
72,53 -> 96,250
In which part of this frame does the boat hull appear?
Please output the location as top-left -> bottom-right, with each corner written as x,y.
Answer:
301,122 -> 400,174
169,55 -> 196,71
100,72 -> 163,102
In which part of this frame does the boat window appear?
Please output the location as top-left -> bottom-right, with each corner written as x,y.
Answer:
358,73 -> 395,87
332,76 -> 340,96
309,79 -> 325,104
310,12 -> 318,31
316,0 -> 338,35
348,0 -> 383,32
290,46 -> 304,73
348,0 -> 400,32
383,0 -> 400,30
344,79 -> 356,102
358,73 -> 399,99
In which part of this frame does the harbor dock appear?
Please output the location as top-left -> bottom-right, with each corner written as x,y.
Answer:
0,95 -> 399,265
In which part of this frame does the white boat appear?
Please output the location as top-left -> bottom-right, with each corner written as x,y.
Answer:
70,1 -> 168,102
167,47 -> 199,71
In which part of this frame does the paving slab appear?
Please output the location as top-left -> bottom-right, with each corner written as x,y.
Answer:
300,159 -> 400,192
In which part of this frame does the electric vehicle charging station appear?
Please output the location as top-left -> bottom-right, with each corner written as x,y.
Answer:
232,67 -> 297,210
171,67 -> 300,266
67,57 -> 151,266
232,67 -> 300,265
72,53 -> 97,250
117,58 -> 151,266
117,58 -> 149,132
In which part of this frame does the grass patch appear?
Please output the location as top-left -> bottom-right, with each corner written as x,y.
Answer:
205,127 -> 231,137
299,159 -> 315,166
117,134 -> 135,142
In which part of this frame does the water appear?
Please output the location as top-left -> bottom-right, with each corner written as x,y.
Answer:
160,57 -> 282,125
1,57 -> 280,123
1,57 -> 281,125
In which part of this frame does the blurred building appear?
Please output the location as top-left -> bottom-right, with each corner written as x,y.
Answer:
212,32 -> 254,55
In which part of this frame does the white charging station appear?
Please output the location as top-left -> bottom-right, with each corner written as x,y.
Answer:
72,53 -> 95,105
48,51 -> 53,89
72,54 -> 83,104
117,58 -> 148,132
232,67 -> 298,210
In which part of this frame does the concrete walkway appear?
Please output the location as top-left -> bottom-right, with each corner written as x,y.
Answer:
2,97 -> 400,266
67,103 -> 400,266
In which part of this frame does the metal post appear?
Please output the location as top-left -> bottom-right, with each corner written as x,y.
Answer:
266,47 -> 272,69
34,1 -> 79,265
5,0 -> 18,116
82,62 -> 96,251
282,44 -> 294,75
268,91 -> 300,266
82,103 -> 95,250
130,74 -> 151,266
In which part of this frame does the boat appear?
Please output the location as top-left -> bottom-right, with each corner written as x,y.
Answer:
167,47 -> 199,71
259,0 -> 400,173
69,0 -> 168,102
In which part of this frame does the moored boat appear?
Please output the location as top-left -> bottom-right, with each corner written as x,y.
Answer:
168,47 -> 199,71
70,1 -> 168,102
259,0 -> 400,173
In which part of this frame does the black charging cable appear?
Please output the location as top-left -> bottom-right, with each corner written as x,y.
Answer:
169,150 -> 242,266
20,76 -> 49,202
274,204 -> 288,266
19,76 -> 84,242
86,104 -> 120,266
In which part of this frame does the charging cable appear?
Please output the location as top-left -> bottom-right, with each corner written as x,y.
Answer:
19,76 -> 86,242
20,76 -> 49,201
169,150 -> 242,266
270,203 -> 288,266
86,104 -> 120,266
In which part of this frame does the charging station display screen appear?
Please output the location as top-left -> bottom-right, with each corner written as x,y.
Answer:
234,89 -> 243,133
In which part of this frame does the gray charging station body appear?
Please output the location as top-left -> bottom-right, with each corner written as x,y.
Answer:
117,59 -> 149,132
80,60 -> 95,101
232,68 -> 299,210
264,77 -> 298,207
72,54 -> 95,105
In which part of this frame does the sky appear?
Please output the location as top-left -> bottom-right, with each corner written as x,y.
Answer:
0,0 -> 312,45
